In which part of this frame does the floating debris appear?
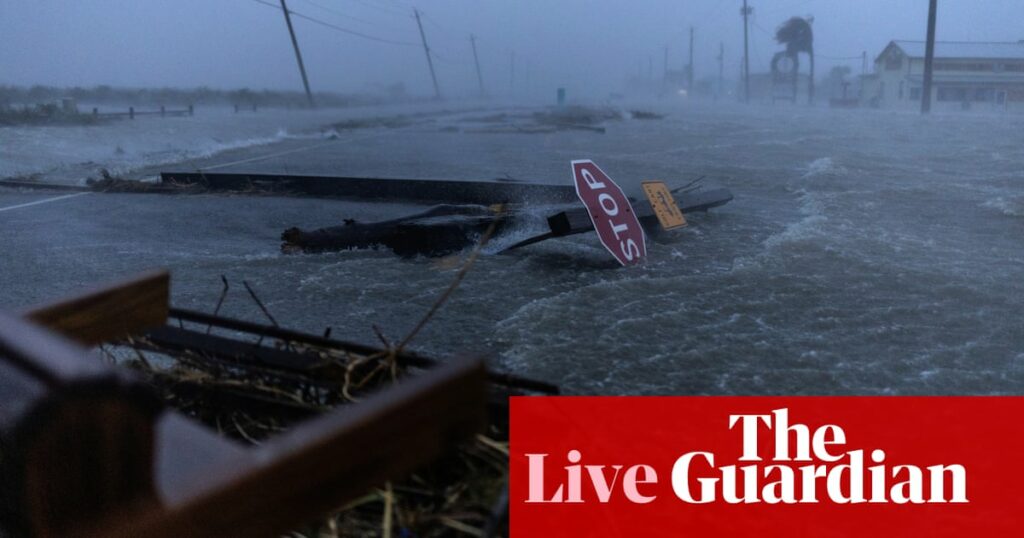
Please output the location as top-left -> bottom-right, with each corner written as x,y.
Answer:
629,110 -> 668,120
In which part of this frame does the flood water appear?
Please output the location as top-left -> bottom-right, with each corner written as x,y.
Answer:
3,103 -> 1023,395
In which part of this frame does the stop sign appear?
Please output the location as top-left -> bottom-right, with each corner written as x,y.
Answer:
570,160 -> 647,266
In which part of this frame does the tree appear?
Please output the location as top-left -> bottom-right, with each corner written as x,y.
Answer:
775,17 -> 815,104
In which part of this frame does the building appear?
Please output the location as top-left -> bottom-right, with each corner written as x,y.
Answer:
861,40 -> 1024,112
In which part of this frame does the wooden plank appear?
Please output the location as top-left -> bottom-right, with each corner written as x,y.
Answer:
166,308 -> 560,393
0,311 -> 113,386
168,307 -> 436,368
0,313 -> 162,537
24,271 -> 170,346
80,356 -> 488,538
144,325 -> 330,375
153,414 -> 255,506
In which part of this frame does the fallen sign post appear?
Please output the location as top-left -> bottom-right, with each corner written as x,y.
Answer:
570,159 -> 646,266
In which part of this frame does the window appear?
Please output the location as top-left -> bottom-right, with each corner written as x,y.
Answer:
909,87 -> 922,100
973,88 -> 995,102
885,54 -> 902,71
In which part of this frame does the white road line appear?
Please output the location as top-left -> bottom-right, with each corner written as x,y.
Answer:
0,192 -> 92,213
198,131 -> 391,172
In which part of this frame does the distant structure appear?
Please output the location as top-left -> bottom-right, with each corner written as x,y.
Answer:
861,40 -> 1024,112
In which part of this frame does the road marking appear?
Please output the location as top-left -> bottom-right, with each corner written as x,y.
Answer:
0,192 -> 92,213
199,131 -> 391,172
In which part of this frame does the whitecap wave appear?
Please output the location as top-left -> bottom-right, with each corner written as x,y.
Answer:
983,196 -> 1024,217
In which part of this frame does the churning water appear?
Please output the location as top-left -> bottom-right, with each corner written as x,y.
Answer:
3,103 -> 1022,395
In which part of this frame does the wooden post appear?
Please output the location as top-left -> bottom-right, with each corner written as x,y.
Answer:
188,104 -> 194,116
921,0 -> 938,114
129,106 -> 134,119
160,106 -> 166,118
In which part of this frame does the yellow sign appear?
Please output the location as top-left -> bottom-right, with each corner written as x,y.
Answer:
641,181 -> 687,230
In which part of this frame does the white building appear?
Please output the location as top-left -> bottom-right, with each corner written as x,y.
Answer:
861,40 -> 1024,112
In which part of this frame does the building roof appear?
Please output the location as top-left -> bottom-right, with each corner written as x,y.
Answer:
888,40 -> 1024,60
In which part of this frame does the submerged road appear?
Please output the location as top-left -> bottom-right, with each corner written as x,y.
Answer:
3,104 -> 1023,396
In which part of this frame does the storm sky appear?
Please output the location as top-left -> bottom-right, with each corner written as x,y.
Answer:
2,0 -> 1023,98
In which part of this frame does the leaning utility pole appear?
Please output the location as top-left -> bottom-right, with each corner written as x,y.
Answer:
413,9 -> 442,100
279,0 -> 314,108
688,26 -> 695,93
921,0 -> 938,114
741,0 -> 752,103
470,34 -> 485,97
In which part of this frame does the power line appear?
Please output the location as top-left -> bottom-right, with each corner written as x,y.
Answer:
247,0 -> 417,46
298,0 -> 402,30
342,0 -> 408,16
421,11 -> 455,37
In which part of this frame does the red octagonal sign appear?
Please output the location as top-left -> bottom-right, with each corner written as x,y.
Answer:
571,159 -> 647,266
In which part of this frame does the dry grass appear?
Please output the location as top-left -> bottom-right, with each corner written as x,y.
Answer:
103,215 -> 514,537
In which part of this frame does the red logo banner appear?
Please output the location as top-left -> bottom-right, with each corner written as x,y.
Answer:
510,397 -> 1024,537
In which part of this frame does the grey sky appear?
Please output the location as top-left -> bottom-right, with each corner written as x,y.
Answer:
1,1 -> 1023,98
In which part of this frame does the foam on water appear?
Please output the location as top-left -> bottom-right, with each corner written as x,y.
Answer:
983,196 -> 1024,217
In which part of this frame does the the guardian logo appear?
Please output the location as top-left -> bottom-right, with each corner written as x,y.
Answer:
525,408 -> 968,505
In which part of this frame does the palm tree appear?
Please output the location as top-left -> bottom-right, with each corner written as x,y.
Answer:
775,17 -> 815,104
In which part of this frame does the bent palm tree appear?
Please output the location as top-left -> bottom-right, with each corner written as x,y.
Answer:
776,17 -> 815,104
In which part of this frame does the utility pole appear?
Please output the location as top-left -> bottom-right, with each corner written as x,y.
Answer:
279,0 -> 314,108
413,9 -> 441,100
921,0 -> 938,114
741,0 -> 752,103
470,34 -> 485,98
862,51 -> 868,75
688,26 -> 695,93
663,46 -> 669,80
718,42 -> 725,100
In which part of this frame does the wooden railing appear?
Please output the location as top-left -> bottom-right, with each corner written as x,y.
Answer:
1,272 -> 487,537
